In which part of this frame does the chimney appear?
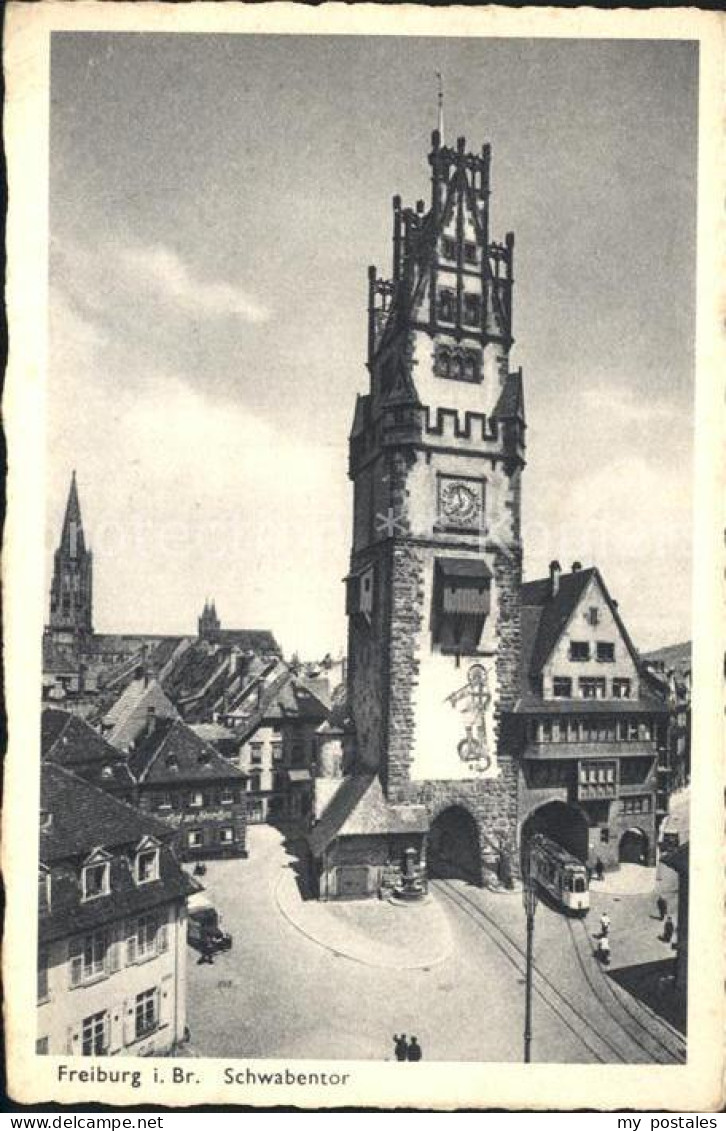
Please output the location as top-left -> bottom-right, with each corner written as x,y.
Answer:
146,705 -> 156,736
549,560 -> 561,598
571,561 -> 582,573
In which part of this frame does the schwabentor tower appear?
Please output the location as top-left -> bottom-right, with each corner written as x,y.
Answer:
344,130 -> 525,880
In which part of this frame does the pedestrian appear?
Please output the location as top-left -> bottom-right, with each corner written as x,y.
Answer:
407,1036 -> 422,1062
662,915 -> 674,943
600,911 -> 610,937
656,895 -> 668,920
393,1034 -> 408,1062
595,858 -> 604,882
597,936 -> 611,966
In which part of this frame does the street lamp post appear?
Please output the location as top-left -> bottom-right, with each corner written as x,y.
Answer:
522,854 -> 539,1064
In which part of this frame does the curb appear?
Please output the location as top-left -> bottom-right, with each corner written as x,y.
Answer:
274,869 -> 453,971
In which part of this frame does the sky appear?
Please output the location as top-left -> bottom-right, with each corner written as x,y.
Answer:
48,33 -> 698,656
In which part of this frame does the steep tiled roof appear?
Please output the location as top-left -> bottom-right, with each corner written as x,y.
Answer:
308,775 -> 428,856
128,718 -> 247,785
40,762 -> 172,861
520,568 -> 597,677
216,630 -> 280,653
229,666 -> 330,742
41,708 -> 134,792
39,764 -> 197,943
102,677 -> 179,751
42,638 -> 80,674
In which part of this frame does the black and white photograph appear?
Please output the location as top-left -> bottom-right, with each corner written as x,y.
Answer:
4,1 -> 723,1112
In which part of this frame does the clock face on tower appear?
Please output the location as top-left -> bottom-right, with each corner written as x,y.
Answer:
437,476 -> 484,531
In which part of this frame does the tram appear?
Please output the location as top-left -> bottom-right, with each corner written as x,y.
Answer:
527,833 -> 590,915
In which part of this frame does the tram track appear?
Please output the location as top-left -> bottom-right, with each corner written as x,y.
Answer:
434,878 -> 682,1066
434,879 -> 624,1064
568,917 -> 686,1065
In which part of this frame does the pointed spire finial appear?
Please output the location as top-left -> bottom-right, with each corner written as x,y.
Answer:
435,71 -> 444,145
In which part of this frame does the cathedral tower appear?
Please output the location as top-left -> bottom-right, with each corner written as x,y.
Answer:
346,131 -> 526,873
48,472 -> 94,642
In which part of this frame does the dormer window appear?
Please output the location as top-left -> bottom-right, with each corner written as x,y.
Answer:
165,754 -> 178,771
441,237 -> 456,260
82,856 -> 110,901
135,846 -> 159,885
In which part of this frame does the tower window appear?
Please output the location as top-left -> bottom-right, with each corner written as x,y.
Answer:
434,345 -> 482,384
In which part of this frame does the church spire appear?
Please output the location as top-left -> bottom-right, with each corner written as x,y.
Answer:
47,471 -> 93,637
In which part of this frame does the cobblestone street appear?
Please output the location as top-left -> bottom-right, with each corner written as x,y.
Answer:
184,825 -> 685,1063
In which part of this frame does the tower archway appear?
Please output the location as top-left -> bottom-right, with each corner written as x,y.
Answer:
521,800 -> 589,865
428,805 -> 482,883
619,827 -> 649,865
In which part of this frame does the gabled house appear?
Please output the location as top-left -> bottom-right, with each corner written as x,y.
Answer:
37,762 -> 196,1057
128,717 -> 248,861
100,677 -> 179,753
41,708 -> 134,799
511,561 -> 669,869
222,661 -> 331,824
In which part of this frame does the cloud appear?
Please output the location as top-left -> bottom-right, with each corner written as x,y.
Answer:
119,244 -> 271,324
579,384 -> 681,426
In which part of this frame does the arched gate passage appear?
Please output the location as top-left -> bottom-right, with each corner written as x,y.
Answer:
428,805 -> 482,883
619,827 -> 649,865
521,801 -> 589,866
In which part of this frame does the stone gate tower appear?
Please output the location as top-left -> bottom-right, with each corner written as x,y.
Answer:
346,131 -> 526,876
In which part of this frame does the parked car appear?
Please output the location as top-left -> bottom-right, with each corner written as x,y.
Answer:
187,894 -> 232,953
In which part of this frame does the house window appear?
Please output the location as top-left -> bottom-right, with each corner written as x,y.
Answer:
580,677 -> 606,699
165,754 -> 178,771
620,795 -> 651,815
600,828 -> 610,844
189,791 -> 204,808
250,743 -> 263,765
462,293 -> 481,326
137,915 -> 157,960
248,772 -> 262,793
438,289 -> 455,322
187,829 -> 203,848
271,743 -> 283,762
613,678 -> 632,699
37,949 -> 49,1002
587,607 -> 600,626
69,930 -> 109,987
567,718 -> 580,742
597,642 -> 615,663
539,719 -> 552,742
82,1011 -> 109,1056
553,677 -> 572,698
135,988 -> 159,1040
82,860 -> 110,901
463,241 -> 477,264
156,790 -> 172,809
441,236 -> 456,260
219,827 -> 234,844
221,787 -> 235,805
627,720 -> 639,741
570,642 -> 590,662
136,848 -> 159,885
36,1037 -> 49,1056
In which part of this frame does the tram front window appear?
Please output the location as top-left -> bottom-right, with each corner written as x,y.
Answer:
573,877 -> 585,893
